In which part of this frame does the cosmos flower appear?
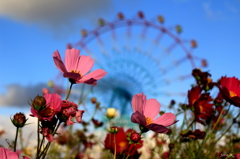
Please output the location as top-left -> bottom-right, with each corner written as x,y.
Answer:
193,93 -> 214,125
53,48 -> 107,84
57,100 -> 84,126
104,128 -> 143,157
219,76 -> 240,107
30,93 -> 61,121
131,93 -> 177,133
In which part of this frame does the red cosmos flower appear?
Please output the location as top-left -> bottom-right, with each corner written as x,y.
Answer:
219,76 -> 240,107
162,152 -> 170,159
188,87 -> 215,125
188,86 -> 201,107
53,48 -> 107,84
31,93 -> 61,121
194,93 -> 214,125
131,93 -> 176,133
181,129 -> 206,139
58,100 -> 84,126
104,128 -> 143,157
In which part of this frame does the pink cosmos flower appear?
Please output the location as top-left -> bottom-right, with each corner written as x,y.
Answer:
0,147 -> 30,159
31,93 -> 61,121
53,48 -> 107,84
131,93 -> 177,133
236,153 -> 240,159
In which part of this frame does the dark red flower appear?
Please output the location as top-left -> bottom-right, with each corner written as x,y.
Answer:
104,128 -> 143,157
181,129 -> 206,139
91,118 -> 103,128
188,86 -> 201,107
219,76 -> 240,107
58,100 -> 84,125
194,93 -> 215,125
11,112 -> 27,128
188,87 -> 215,125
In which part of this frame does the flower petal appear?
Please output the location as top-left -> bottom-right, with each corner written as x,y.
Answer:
78,69 -> 107,83
76,110 -> 85,123
0,147 -> 7,159
44,93 -> 61,113
30,108 -> 38,118
66,116 -> 75,126
53,50 -> 67,73
76,55 -> 94,75
131,93 -> 146,114
143,99 -> 160,119
147,123 -> 169,133
0,147 -> 18,159
153,113 -> 176,127
131,111 -> 146,126
65,48 -> 80,71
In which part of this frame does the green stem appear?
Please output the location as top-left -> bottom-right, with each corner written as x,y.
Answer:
36,119 -> 40,158
125,144 -> 136,159
214,112 -> 240,145
196,107 -> 224,158
38,121 -> 62,159
78,83 -> 85,105
65,83 -> 73,100
14,127 -> 19,152
38,136 -> 45,157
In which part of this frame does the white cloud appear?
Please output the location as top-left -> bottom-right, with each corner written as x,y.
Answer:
0,0 -> 114,34
0,83 -> 47,107
0,113 -> 37,148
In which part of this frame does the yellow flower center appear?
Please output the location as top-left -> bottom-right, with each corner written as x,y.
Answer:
199,105 -> 203,113
188,135 -> 196,139
39,107 -> 54,118
229,91 -> 237,97
119,142 -> 126,148
70,69 -> 82,77
145,116 -> 153,125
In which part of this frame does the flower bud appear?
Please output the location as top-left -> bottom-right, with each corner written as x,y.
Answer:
159,111 -> 165,115
106,108 -> 117,119
32,95 -> 46,111
130,132 -> 141,143
11,112 -> 27,128
91,97 -> 97,104
109,126 -> 119,134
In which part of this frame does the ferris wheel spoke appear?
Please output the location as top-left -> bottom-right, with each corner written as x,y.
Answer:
160,56 -> 190,74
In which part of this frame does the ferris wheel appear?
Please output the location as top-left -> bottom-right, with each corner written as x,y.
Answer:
67,11 -> 207,115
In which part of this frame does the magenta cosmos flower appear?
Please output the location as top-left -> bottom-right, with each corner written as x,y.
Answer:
31,93 -> 61,121
53,48 -> 107,84
131,93 -> 177,133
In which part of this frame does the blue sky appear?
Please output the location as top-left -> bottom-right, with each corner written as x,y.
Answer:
0,0 -> 240,115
